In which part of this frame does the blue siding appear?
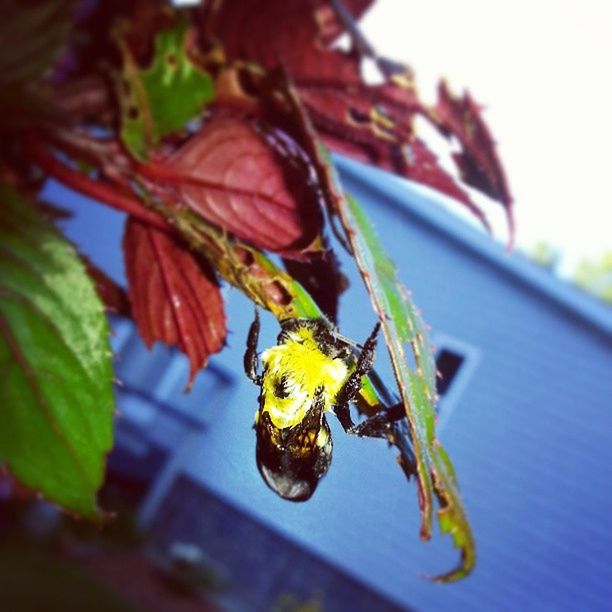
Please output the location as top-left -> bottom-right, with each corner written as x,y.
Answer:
48,155 -> 612,611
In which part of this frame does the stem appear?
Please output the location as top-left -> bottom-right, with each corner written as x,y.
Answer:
25,134 -> 170,232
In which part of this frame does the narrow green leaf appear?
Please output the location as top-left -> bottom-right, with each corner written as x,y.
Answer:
337,192 -> 475,582
0,185 -> 114,518
118,19 -> 215,159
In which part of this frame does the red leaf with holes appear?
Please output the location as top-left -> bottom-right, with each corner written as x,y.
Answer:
123,218 -> 226,385
158,114 -> 324,256
199,0 -> 499,230
435,81 -> 514,240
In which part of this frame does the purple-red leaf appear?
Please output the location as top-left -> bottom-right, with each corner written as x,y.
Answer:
160,115 -> 324,256
434,80 -> 514,240
283,248 -> 347,323
200,0 -> 499,230
82,256 -> 131,318
123,218 -> 226,385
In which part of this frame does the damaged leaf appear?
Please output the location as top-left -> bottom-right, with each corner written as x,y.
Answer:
117,18 -> 215,159
199,0 -> 503,230
434,80 -> 514,241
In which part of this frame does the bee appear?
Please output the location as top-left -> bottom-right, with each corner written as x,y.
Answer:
244,311 -> 382,501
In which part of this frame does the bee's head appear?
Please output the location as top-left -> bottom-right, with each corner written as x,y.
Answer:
255,411 -> 332,502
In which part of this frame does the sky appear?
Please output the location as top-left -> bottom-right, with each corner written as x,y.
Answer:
361,0 -> 612,274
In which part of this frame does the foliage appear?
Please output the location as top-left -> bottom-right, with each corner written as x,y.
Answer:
527,240 -> 561,272
573,251 -> 612,305
0,0 -> 514,581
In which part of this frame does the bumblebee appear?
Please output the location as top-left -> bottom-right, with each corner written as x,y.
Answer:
244,312 -> 381,501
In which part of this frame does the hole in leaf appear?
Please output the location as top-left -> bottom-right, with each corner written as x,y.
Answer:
236,67 -> 260,98
127,106 -> 140,121
234,246 -> 255,266
348,107 -> 371,124
265,280 -> 291,306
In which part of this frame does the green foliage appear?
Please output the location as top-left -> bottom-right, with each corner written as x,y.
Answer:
0,186 -> 114,517
573,251 -> 612,305
527,240 -> 560,271
118,19 -> 215,159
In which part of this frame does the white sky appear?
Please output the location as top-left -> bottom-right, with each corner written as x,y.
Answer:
361,0 -> 612,272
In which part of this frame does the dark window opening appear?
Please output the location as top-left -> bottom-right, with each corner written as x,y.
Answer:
436,349 -> 465,396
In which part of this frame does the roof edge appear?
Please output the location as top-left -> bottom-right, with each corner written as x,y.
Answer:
334,155 -> 612,339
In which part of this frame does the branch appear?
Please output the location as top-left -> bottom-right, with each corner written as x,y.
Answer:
25,134 -> 170,232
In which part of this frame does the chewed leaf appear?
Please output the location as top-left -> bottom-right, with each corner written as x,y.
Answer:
157,115 -> 324,255
434,80 -> 514,241
118,18 -> 215,159
123,218 -> 226,386
0,185 -> 114,518
201,0 -> 497,230
336,192 -> 475,582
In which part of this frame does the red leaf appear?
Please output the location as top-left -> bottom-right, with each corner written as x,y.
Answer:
200,0 -> 372,75
283,248 -> 347,323
82,256 -> 131,317
434,81 -> 514,240
123,218 -> 226,385
200,0 -> 496,229
155,114 -> 324,256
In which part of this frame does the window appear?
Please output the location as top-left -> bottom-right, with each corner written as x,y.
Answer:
431,334 -> 481,429
435,349 -> 465,396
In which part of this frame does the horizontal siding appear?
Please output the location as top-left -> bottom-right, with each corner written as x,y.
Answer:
51,165 -> 612,611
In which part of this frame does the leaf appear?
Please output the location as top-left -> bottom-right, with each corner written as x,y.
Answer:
81,255 -> 131,318
0,0 -> 74,127
335,191 -> 475,582
0,0 -> 74,85
201,0 -> 499,229
283,248 -> 346,323
144,114 -> 324,256
434,80 -> 514,240
118,18 -> 215,159
123,218 -> 226,386
0,185 -> 114,517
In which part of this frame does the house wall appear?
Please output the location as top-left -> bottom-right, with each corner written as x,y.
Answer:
46,158 -> 612,611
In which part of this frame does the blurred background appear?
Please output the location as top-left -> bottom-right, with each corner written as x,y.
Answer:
2,1 -> 611,611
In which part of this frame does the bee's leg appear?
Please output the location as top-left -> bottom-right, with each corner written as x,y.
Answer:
244,309 -> 263,385
347,402 -> 406,439
334,321 -> 380,431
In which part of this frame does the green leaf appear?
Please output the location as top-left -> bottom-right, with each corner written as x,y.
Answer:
0,185 -> 114,518
337,192 -> 475,582
118,19 -> 215,159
